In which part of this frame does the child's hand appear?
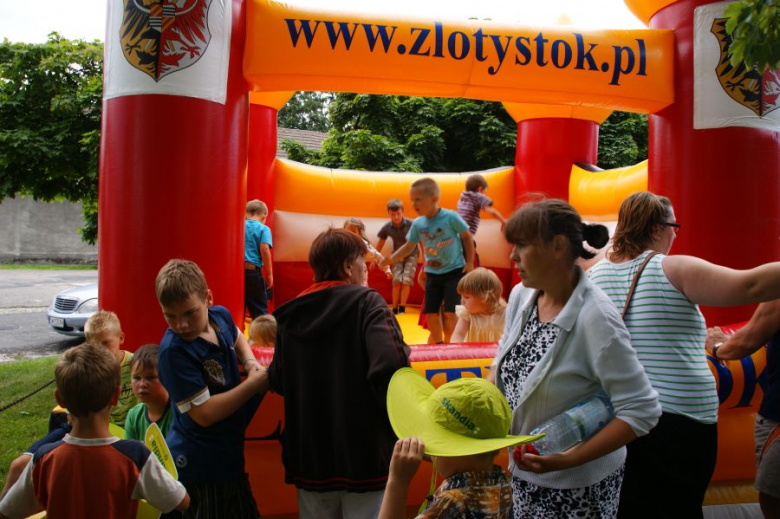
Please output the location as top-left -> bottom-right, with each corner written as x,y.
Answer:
463,262 -> 475,273
247,365 -> 269,393
384,267 -> 393,279
379,257 -> 391,269
389,437 -> 425,485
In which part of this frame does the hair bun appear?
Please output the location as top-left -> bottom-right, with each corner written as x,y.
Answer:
582,223 -> 609,250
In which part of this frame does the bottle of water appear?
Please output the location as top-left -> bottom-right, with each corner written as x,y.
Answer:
530,393 -> 615,455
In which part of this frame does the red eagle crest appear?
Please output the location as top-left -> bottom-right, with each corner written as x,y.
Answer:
710,18 -> 780,117
120,0 -> 212,81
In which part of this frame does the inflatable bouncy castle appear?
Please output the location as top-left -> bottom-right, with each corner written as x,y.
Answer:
95,0 -> 778,515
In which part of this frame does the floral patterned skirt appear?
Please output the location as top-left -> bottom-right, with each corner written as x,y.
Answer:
511,465 -> 624,519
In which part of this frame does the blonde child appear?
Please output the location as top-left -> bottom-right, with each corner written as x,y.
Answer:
451,268 -> 507,343
381,178 -> 475,343
248,314 -> 277,348
84,310 -> 137,428
124,344 -> 173,442
379,368 -> 537,518
344,217 -> 392,283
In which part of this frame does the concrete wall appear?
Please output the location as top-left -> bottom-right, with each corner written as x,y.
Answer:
0,197 -> 97,263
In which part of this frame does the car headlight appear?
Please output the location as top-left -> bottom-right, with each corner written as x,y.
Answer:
77,298 -> 99,313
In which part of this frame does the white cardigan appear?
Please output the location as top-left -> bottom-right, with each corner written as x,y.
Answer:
494,268 -> 661,489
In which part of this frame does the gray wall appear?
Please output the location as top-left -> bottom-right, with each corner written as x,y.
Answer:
0,197 -> 97,263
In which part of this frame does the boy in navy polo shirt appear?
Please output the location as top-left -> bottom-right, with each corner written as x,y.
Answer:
156,259 -> 269,519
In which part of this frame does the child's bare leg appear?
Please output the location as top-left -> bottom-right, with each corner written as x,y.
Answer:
392,282 -> 401,309
400,284 -> 411,307
1,455 -> 31,499
442,312 -> 458,343
426,314 -> 444,344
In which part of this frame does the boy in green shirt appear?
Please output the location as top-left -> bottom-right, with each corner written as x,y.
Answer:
125,344 -> 173,441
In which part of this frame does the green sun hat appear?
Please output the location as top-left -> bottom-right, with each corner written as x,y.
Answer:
387,368 -> 543,457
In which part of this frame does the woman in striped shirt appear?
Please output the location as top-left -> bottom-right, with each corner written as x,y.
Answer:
589,191 -> 780,519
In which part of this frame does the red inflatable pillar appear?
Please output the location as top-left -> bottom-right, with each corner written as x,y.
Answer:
647,0 -> 780,324
247,92 -> 294,219
504,104 -> 611,286
506,103 -> 612,204
98,0 -> 249,349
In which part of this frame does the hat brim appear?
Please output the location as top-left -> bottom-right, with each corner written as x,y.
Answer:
387,368 -> 543,457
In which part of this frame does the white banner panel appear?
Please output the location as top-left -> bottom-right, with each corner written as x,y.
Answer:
693,1 -> 780,131
104,0 -> 232,104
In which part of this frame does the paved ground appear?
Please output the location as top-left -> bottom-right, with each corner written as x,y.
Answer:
0,269 -> 97,361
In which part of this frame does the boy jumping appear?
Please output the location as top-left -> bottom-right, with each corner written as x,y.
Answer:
382,178 -> 474,343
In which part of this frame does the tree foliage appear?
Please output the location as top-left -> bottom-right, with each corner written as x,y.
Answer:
0,34 -> 103,244
281,93 -> 517,173
277,91 -> 335,132
597,111 -> 648,170
725,0 -> 780,71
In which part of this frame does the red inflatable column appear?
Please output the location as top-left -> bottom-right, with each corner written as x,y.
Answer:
247,92 -> 293,219
506,104 -> 612,204
99,0 -> 249,349
648,0 -> 780,324
504,104 -> 611,287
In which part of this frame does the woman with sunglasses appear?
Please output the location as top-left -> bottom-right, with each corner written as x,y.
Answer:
589,191 -> 780,518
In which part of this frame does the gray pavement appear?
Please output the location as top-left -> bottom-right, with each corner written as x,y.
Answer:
0,269 -> 97,361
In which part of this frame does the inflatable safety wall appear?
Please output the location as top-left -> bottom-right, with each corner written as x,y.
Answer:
271,160 -> 516,306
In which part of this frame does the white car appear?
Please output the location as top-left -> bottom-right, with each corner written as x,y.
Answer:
46,283 -> 98,337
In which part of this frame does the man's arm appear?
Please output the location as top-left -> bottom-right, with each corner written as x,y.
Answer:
706,300 -> 780,361
260,243 -> 273,289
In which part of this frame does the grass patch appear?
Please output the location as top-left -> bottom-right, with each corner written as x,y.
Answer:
0,264 -> 97,270
0,356 -> 59,491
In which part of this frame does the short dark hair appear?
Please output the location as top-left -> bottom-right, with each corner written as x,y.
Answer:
465,174 -> 488,192
309,229 -> 368,282
56,344 -> 119,418
504,198 -> 609,262
387,198 -> 404,211
246,199 -> 268,216
155,259 -> 209,307
130,344 -> 159,373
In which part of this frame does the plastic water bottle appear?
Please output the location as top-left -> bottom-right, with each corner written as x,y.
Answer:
530,393 -> 615,455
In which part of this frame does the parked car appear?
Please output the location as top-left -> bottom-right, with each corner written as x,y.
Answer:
46,283 -> 98,337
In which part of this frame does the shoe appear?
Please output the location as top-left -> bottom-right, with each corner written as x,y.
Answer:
398,306 -> 406,314
393,307 -> 399,315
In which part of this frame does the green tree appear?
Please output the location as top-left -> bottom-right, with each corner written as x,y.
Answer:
725,0 -> 780,70
277,91 -> 335,132
597,111 -> 648,170
282,93 -> 517,173
0,34 -> 103,244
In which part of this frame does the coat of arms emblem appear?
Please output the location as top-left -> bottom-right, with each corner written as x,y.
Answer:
710,18 -> 780,117
120,0 -> 212,81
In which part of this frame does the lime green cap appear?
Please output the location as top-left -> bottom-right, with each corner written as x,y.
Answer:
387,368 -> 542,457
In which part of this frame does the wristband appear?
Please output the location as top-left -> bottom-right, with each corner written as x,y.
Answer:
241,357 -> 258,367
712,343 -> 723,360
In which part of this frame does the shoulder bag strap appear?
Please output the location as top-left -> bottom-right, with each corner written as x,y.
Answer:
622,251 -> 659,319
